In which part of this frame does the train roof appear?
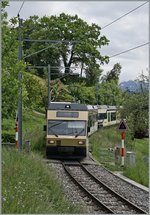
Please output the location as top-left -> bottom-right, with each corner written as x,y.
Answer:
97,105 -> 108,109
97,105 -> 117,110
108,105 -> 117,110
48,102 -> 88,111
87,105 -> 98,110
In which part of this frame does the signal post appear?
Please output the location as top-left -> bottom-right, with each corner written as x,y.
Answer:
118,120 -> 128,166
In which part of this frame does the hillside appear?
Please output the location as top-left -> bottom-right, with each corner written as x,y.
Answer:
119,80 -> 149,92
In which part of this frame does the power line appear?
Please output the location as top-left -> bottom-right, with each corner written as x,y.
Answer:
23,39 -> 79,59
109,42 -> 149,58
101,1 -> 148,30
23,39 -> 79,43
23,45 -> 53,59
17,1 -> 25,16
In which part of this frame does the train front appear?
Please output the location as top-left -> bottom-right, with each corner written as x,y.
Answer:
46,102 -> 88,159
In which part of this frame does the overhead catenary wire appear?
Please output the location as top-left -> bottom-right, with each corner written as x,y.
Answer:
101,1 -> 148,30
109,42 -> 149,58
23,44 -> 53,59
17,1 -> 25,16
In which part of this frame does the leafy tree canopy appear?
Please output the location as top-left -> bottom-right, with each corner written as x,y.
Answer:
22,13 -> 109,83
102,63 -> 122,84
98,80 -> 123,106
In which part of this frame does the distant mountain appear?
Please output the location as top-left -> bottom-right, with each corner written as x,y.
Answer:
119,80 -> 149,92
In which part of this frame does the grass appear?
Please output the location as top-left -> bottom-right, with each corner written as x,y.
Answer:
2,110 -> 46,153
89,126 -> 149,187
2,111 -> 85,213
2,148 -> 84,214
123,138 -> 149,186
22,111 -> 46,153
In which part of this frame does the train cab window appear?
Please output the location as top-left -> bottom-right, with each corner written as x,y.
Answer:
111,112 -> 116,121
48,120 -> 86,136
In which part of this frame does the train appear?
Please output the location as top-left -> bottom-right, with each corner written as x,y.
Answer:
97,105 -> 120,128
45,102 -> 120,159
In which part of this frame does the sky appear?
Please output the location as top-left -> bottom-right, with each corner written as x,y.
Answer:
5,1 -> 149,83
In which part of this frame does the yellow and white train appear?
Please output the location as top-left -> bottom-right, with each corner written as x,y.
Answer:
97,105 -> 120,128
45,102 -> 120,158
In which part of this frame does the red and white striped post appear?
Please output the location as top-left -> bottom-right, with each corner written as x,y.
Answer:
118,119 -> 128,167
121,131 -> 125,166
15,115 -> 18,148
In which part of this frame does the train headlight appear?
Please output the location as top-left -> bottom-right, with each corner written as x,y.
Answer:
48,140 -> 55,144
78,141 -> 85,145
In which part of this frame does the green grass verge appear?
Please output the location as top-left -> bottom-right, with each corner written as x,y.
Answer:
2,110 -> 46,153
123,138 -> 148,186
2,111 -> 85,213
2,148 -> 84,214
89,126 -> 149,187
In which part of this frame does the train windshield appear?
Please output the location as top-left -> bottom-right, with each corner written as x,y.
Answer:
48,120 -> 86,136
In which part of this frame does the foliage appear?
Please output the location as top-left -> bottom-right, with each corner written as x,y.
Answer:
85,64 -> 103,85
98,80 -> 123,105
23,13 -> 109,83
97,63 -> 123,105
68,82 -> 97,104
121,91 -> 148,139
2,5 -> 28,118
135,71 -> 149,93
22,111 -> 45,152
23,72 -> 47,110
102,63 -> 122,84
50,79 -> 74,102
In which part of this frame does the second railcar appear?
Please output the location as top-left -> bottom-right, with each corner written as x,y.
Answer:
97,105 -> 120,128
87,105 -> 98,135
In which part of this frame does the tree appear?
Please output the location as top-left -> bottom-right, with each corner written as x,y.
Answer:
22,13 -> 109,82
68,83 -> 96,104
121,92 -> 148,139
98,80 -> 123,105
102,63 -> 122,84
2,2 -> 28,118
120,71 -> 149,139
50,79 -> 74,102
2,4 -> 46,117
85,64 -> 103,86
135,71 -> 149,94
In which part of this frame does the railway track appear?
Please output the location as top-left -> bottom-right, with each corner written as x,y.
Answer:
62,161 -> 147,214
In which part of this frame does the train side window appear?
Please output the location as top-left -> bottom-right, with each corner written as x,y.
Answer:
98,113 -> 107,120
111,112 -> 116,121
108,112 -> 111,122
88,116 -> 92,127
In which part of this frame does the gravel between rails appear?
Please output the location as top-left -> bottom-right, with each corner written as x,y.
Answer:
48,162 -> 107,214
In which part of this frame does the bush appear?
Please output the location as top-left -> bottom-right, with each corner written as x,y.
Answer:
2,133 -> 15,143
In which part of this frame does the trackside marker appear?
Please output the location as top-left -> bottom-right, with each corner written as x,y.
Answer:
121,131 -> 125,166
15,115 -> 18,148
118,119 -> 128,166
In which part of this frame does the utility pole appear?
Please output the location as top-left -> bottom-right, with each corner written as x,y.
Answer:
96,82 -> 99,105
48,64 -> 51,105
18,15 -> 23,151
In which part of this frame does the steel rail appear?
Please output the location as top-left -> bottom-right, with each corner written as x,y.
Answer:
81,163 -> 147,214
62,162 -> 114,214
